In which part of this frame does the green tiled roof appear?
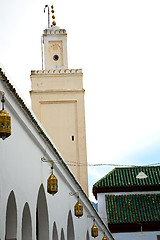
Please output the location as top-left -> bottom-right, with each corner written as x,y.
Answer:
106,194 -> 160,224
93,166 -> 160,196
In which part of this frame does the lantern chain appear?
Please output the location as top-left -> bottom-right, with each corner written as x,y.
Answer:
0,91 -> 5,109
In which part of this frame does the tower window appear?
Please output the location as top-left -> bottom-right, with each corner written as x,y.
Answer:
72,136 -> 74,141
53,55 -> 59,61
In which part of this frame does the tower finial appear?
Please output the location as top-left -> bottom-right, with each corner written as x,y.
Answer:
44,5 -> 50,28
51,5 -> 56,26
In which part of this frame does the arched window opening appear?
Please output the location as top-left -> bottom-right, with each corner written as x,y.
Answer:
60,229 -> 65,240
22,203 -> 32,240
53,222 -> 58,240
67,211 -> 75,240
36,184 -> 49,240
5,191 -> 17,240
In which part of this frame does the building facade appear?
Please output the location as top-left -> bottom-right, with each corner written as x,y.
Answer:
93,166 -> 160,240
0,68 -> 113,240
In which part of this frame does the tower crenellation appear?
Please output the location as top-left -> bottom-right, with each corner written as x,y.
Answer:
31,69 -> 82,75
43,28 -> 67,35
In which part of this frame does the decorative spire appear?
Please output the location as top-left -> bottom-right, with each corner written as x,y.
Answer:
44,4 -> 56,28
51,5 -> 56,26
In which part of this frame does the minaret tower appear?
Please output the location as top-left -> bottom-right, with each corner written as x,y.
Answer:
30,5 -> 88,194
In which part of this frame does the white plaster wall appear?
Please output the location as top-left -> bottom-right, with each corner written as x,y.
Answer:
98,192 -> 160,197
113,231 -> 160,240
0,81 -> 114,240
97,193 -> 108,224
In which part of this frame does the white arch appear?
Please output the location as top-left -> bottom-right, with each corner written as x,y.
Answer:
22,202 -> 32,240
67,210 -> 75,240
60,229 -> 65,240
53,222 -> 58,240
36,184 -> 49,240
5,191 -> 17,240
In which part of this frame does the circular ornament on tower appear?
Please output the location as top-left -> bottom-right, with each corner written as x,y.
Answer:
53,55 -> 59,61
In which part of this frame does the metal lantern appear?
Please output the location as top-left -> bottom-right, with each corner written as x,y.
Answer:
47,166 -> 58,195
0,93 -> 11,140
74,196 -> 83,218
91,220 -> 98,238
102,235 -> 108,240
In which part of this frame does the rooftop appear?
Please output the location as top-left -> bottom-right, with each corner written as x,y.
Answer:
106,193 -> 160,225
93,166 -> 160,198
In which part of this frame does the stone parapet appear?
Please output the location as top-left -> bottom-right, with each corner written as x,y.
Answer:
43,29 -> 67,35
31,69 -> 82,75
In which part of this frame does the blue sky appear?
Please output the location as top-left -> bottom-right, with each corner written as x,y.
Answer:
88,131 -> 160,201
0,0 -> 160,201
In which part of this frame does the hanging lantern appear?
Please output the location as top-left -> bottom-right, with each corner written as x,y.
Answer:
74,196 -> 83,218
102,235 -> 108,240
91,219 -> 98,238
0,93 -> 11,140
47,165 -> 58,195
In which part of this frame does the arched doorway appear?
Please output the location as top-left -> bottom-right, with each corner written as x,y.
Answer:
36,184 -> 49,240
67,211 -> 75,240
53,222 -> 58,240
22,203 -> 32,240
5,191 -> 17,240
60,229 -> 65,240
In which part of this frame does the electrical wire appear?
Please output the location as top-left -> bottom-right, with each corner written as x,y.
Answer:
43,158 -> 160,168
60,160 -> 160,167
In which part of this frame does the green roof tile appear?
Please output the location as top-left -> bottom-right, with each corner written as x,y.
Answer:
93,166 -> 160,194
106,194 -> 160,224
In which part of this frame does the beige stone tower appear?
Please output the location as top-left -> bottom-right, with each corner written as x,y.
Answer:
30,25 -> 88,194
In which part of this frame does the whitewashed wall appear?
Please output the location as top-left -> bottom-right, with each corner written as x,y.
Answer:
0,81 -> 114,240
113,231 -> 160,240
